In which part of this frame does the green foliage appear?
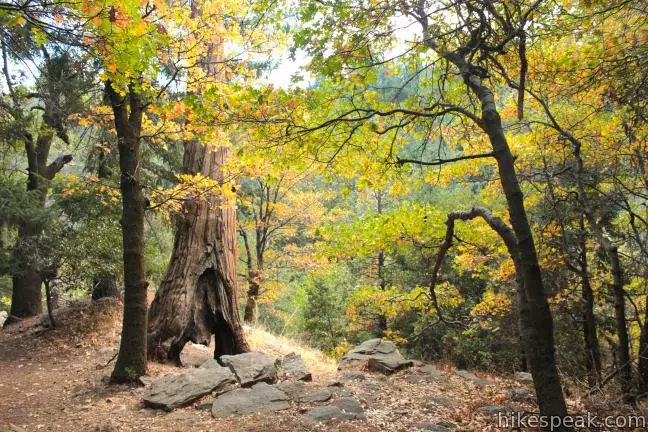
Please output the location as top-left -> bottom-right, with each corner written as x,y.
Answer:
296,265 -> 356,353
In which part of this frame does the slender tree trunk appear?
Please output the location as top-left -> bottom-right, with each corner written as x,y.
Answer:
147,140 -> 248,363
417,19 -> 568,415
108,84 -> 149,383
638,295 -> 648,394
608,245 -> 634,403
442,55 -> 568,420
375,250 -> 388,336
578,217 -> 601,389
240,228 -> 259,324
571,139 -> 634,403
244,275 -> 261,324
486,115 -> 568,423
43,279 -> 56,329
374,194 -> 387,336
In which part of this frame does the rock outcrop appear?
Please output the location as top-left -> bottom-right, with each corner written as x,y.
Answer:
220,352 -> 279,387
338,339 -> 413,374
280,352 -> 312,381
143,362 -> 236,411
211,382 -> 290,418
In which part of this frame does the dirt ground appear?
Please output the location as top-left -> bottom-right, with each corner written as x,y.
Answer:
1,300 -> 645,431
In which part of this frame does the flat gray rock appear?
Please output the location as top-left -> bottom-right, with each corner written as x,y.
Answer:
280,353 -> 312,382
199,359 -> 222,369
514,371 -> 533,384
296,388 -> 332,403
339,339 -> 413,374
143,365 -> 236,411
220,352 -> 279,387
330,387 -> 353,397
339,371 -> 366,382
0,311 -> 7,327
211,382 -> 290,418
301,399 -> 365,423
276,380 -> 306,397
507,387 -> 535,402
331,397 -> 365,416
301,405 -> 358,423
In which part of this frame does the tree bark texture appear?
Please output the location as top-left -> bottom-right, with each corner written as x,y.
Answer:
639,296 -> 648,394
108,84 -> 149,383
147,0 -> 248,364
243,276 -> 260,324
578,220 -> 602,389
147,140 -> 248,363
427,39 -> 569,421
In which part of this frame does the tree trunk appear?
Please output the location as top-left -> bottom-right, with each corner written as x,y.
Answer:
571,138 -> 633,403
44,279 -> 56,329
375,250 -> 387,337
608,245 -> 633,403
147,2 -> 248,361
439,51 -> 569,421
6,138 -> 72,326
638,296 -> 648,394
92,273 -> 121,301
578,219 -> 601,389
374,194 -> 387,336
240,228 -> 260,324
147,140 -> 248,364
8,264 -> 42,325
108,84 -> 149,383
244,277 -> 260,324
485,114 -> 568,423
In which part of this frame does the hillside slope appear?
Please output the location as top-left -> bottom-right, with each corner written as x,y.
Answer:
0,300 -> 642,431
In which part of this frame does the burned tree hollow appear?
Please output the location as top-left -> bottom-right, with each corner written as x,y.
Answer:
147,142 -> 248,365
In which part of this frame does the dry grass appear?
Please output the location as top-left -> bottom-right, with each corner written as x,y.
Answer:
245,325 -> 337,377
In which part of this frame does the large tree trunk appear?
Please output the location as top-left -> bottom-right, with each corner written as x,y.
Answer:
147,140 -> 248,364
108,84 -> 149,383
147,1 -> 248,361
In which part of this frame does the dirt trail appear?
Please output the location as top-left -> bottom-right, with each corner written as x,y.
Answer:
1,300 -> 638,431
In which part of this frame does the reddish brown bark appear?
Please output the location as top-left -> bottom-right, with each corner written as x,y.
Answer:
147,141 -> 248,364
